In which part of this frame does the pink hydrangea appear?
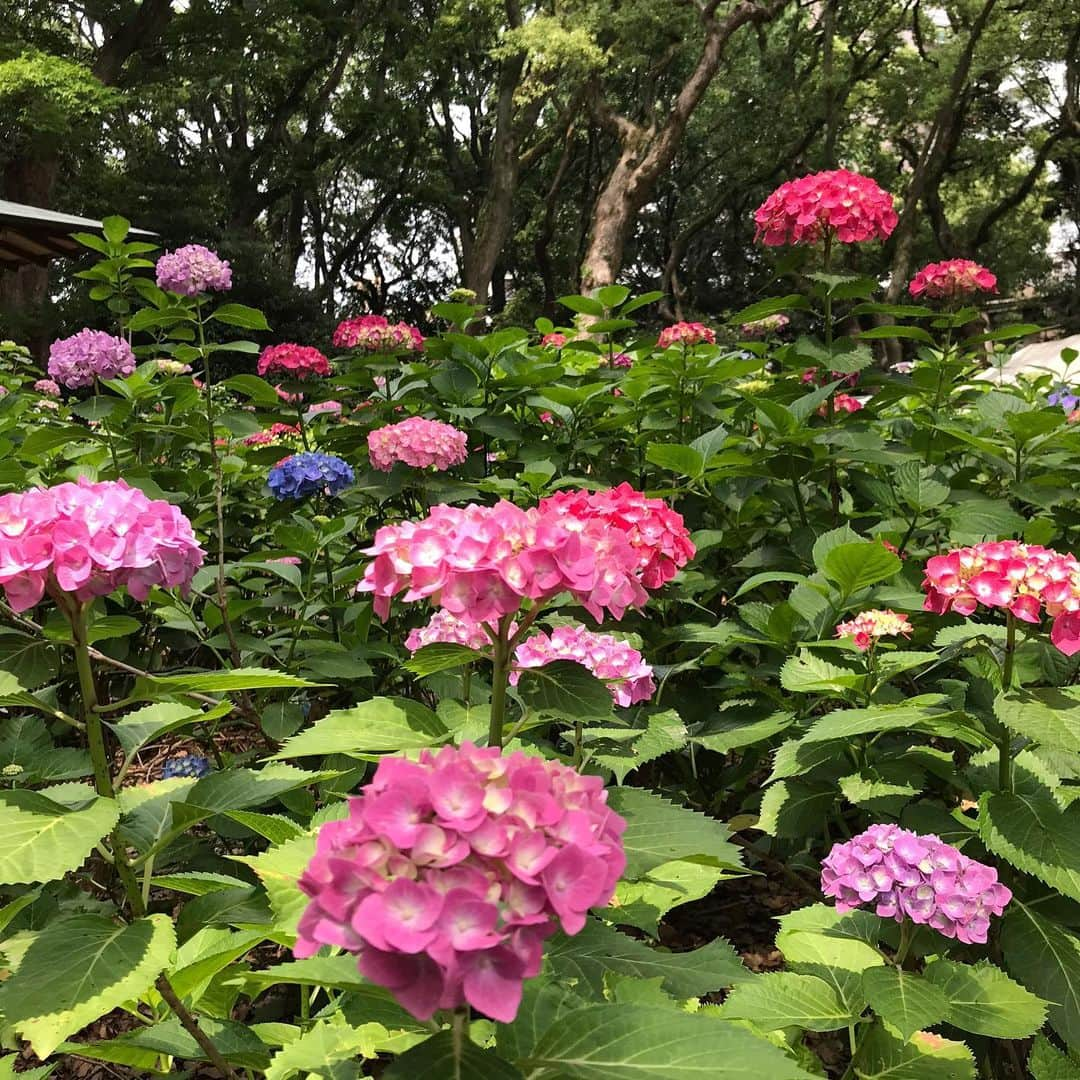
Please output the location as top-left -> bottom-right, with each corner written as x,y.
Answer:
33,379 -> 61,397
368,417 -> 469,473
909,259 -> 997,300
155,244 -> 232,296
835,609 -> 913,651
741,314 -> 790,338
48,330 -> 136,389
609,352 -> 633,368
658,322 -> 715,349
405,610 -> 494,653
511,625 -> 655,707
257,344 -> 331,380
333,315 -> 424,353
541,332 -> 568,348
275,385 -> 302,404
539,411 -> 556,425
0,478 -> 205,612
293,742 -> 626,1022
538,483 -> 696,591
308,400 -> 342,417
242,423 -> 302,447
922,540 -> 1080,655
820,392 -> 865,416
822,824 -> 1011,945
754,169 -> 897,246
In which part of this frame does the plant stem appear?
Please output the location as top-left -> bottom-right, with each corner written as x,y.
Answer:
999,612 -> 1017,792
487,619 -> 512,748
296,397 -> 311,450
821,231 -> 841,523
154,975 -> 240,1080
894,919 -> 914,966
451,1008 -> 469,1071
322,544 -> 340,639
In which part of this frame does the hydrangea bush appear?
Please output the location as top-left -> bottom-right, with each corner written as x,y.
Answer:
0,204 -> 1072,1079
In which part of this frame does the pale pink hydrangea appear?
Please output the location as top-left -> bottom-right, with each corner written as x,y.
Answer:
657,322 -> 715,349
368,417 -> 469,472
333,315 -> 424,353
155,244 -> 232,296
48,330 -> 136,389
405,610 -> 493,653
33,379 -> 61,397
822,824 -> 1010,945
741,314 -> 790,338
0,478 -> 205,612
308,400 -> 342,417
835,609 -> 913,651
293,742 -> 626,1022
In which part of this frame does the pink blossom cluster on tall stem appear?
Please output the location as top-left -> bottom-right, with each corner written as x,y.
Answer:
257,343 -> 332,379
155,244 -> 232,296
835,609 -> 912,652
294,742 -> 626,1023
657,322 -> 715,349
367,417 -> 469,473
242,423 -> 302,447
47,330 -> 135,389
333,315 -> 424,353
908,259 -> 997,301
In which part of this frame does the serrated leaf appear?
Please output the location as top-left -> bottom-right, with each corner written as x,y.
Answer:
588,709 -> 688,782
404,643 -> 484,676
923,958 -> 1046,1038
777,929 -> 883,1013
106,701 -> 229,758
210,302 -> 270,330
646,443 -> 705,477
515,660 -> 615,721
894,462 -> 950,511
758,780 -> 836,837
995,688 -> 1080,754
267,1018 -> 388,1080
385,1028 -> 522,1079
0,915 -> 175,1058
853,1024 -> 975,1079
780,652 -> 864,694
1029,1034 -> 1080,1079
225,809 -> 304,844
862,967 -> 950,1041
496,979 -> 589,1060
233,830 -> 315,934
187,764 -> 326,813
138,667 -> 313,694
151,871 -> 251,896
604,856 -> 737,933
822,543 -> 901,595
720,971 -> 857,1031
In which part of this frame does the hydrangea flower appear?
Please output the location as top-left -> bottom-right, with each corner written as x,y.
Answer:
162,755 -> 211,780
511,625 -> 655,707
405,610 -> 494,653
922,540 -> 1080,655
541,332 -> 568,348
908,259 -> 997,300
242,423 -> 302,447
822,392 -> 865,416
33,379 -> 61,397
657,322 -> 715,349
332,315 -> 424,353
754,169 -> 897,246
155,244 -> 232,296
257,343 -> 331,380
267,452 -> 354,500
0,478 -> 205,612
608,352 -> 633,368
368,417 -> 469,472
48,330 -> 136,389
293,742 -> 626,1022
740,314 -> 790,338
822,824 -> 1011,945
308,400 -> 342,417
836,609 -> 913,651
1048,387 -> 1080,412
156,359 -> 192,376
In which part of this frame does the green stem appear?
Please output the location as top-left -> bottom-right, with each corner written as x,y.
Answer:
790,464 -> 809,529
822,232 -> 841,523
93,377 -> 122,476
487,615 -> 514,748
451,1008 -> 469,1072
894,919 -> 914,966
1000,612 -> 1017,792
297,398 -> 311,450
573,722 -> 583,767
321,540 -> 340,639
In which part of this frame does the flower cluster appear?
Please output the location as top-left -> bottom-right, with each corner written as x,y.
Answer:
819,392 -> 865,417
922,540 -> 1080,655
754,169 -> 897,246
541,332 -> 568,348
332,315 -> 424,353
657,322 -> 715,349
267,453 -> 355,500
155,244 -> 232,296
741,314 -> 790,339
308,400 -> 342,417
405,610 -> 494,653
367,417 -> 469,473
538,483 -> 696,590
802,368 -> 860,389
242,423 -> 302,448
821,824 -> 1011,945
47,330 -> 136,389
0,478 -> 205,612
162,755 -> 211,780
607,352 -> 633,369
835,609 -> 913,651
156,359 -> 192,376
33,379 -> 61,397
257,343 -> 332,380
512,625 -> 655,707
1048,386 -> 1080,413
909,259 -> 997,301
294,742 -> 626,1022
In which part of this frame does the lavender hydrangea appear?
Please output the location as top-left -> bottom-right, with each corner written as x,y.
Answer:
155,244 -> 233,297
268,452 -> 354,500
1048,386 -> 1080,412
821,824 -> 1011,945
47,330 -> 136,389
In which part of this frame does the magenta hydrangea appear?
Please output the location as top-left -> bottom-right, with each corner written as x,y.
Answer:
155,244 -> 233,297
821,824 -> 1011,945
47,330 -> 136,389
368,417 -> 469,472
0,478 -> 205,612
294,741 -> 626,1022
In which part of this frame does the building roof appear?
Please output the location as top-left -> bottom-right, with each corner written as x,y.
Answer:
0,199 -> 155,269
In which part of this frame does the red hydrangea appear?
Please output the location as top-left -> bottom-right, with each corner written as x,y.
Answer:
293,742 -> 626,1022
367,417 -> 469,473
822,824 -> 1011,945
257,343 -> 331,380
754,169 -> 897,246
909,259 -> 997,300
0,478 -> 205,612
835,609 -> 913,651
657,322 -> 715,349
332,315 -> 424,353
242,423 -> 302,447
541,332 -> 568,348
922,540 -> 1080,655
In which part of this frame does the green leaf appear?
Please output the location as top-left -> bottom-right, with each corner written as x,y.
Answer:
187,764 -> 328,813
0,790 -> 119,885
525,1004 -> 814,1079
137,667 -> 314,694
386,1029 -> 523,1079
233,831 -> 315,934
858,324 -> 936,344
224,374 -> 284,407
1028,1034 -> 1080,1079
0,914 -> 175,1058
646,443 -> 705,477
210,302 -> 270,330
272,697 -> 448,758
587,709 -> 688,782
101,215 -> 130,243
597,285 -> 631,309
923,958 -> 1046,1038
225,809 -> 304,844
862,967 -> 950,1041
545,919 -> 749,999
780,652 -> 863,694
515,661 -> 615,721
758,780 -> 836,838
995,688 -> 1080,753
894,462 -> 950,511
150,871 -> 252,896
734,571 -> 809,598
852,1024 -> 975,1079
776,929 -> 883,1014
604,856 -> 740,934
558,294 -> 604,317
404,643 -> 484,676
822,542 -> 901,594
497,980 -> 589,1061
730,295 -> 811,324
720,971 -> 857,1031
0,1056 -> 53,1079
106,701 -> 227,758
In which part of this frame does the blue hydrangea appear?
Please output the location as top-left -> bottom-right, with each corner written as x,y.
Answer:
268,452 -> 354,500
162,755 -> 211,780
1048,386 -> 1080,412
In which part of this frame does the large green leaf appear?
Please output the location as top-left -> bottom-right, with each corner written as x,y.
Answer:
0,1055 -> 53,1079
136,667 -> 313,695
587,710 -> 688,782
385,1029 -> 523,1079
604,856 -> 741,934
186,764 -> 328,813
822,542 -> 901,595
995,689 -> 1080,754
1028,1035 -> 1080,1079
779,653 -> 864,695
233,830 -> 316,934
524,1004 -> 814,1078
0,789 -> 119,885
496,980 -> 589,1061
106,701 -> 229,758
757,780 -> 837,837
0,914 -> 175,1058
776,928 -> 883,1014
852,1023 -> 975,1079
720,971 -> 857,1031
861,967 -> 950,1041
923,958 -> 1045,1039
272,697 -> 448,758
515,660 -> 615,721
405,643 -> 485,676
